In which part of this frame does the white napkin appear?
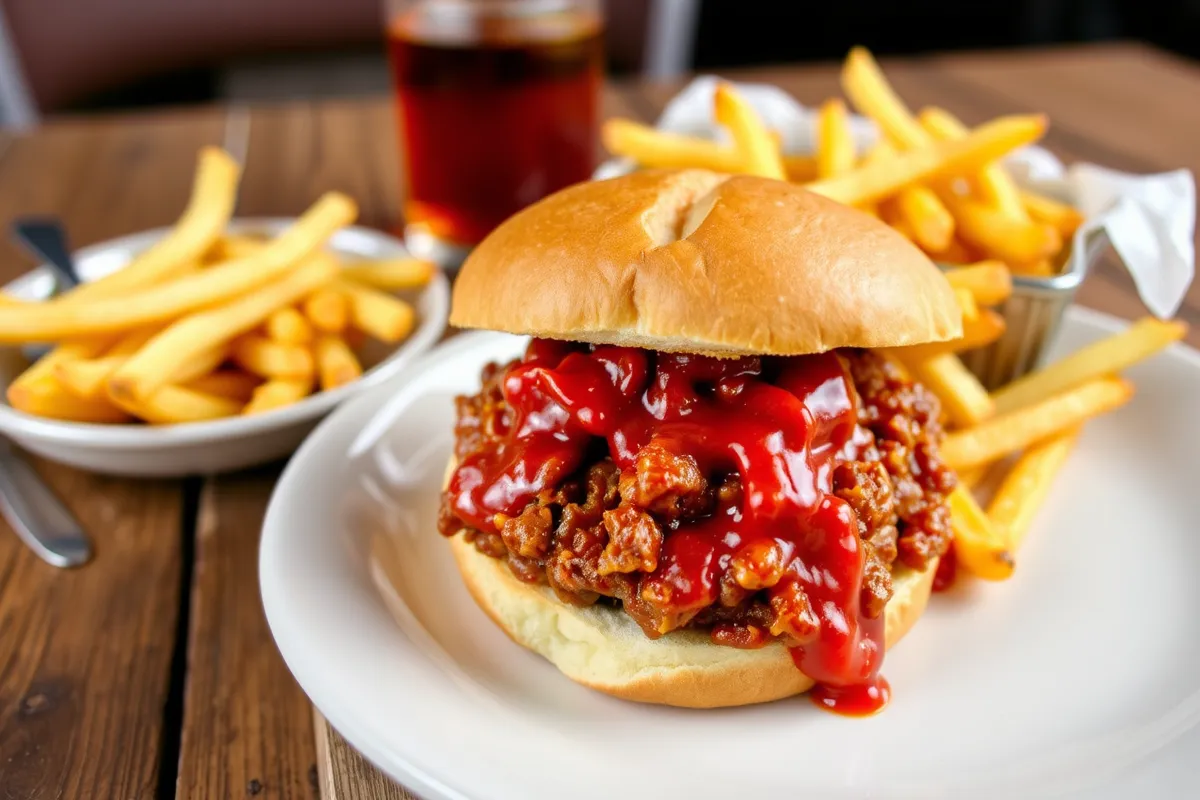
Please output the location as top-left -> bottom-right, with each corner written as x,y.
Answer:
604,76 -> 1196,319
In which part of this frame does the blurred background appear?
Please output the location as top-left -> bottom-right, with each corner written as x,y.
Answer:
0,0 -> 1195,127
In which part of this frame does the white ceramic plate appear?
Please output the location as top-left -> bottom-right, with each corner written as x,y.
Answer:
261,307 -> 1200,800
0,219 -> 448,476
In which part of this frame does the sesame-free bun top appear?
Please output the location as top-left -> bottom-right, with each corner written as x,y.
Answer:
450,169 -> 962,356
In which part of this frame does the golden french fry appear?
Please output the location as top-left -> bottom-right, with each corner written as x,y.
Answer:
988,429 -> 1079,550
111,385 -> 243,425
9,375 -> 131,423
108,256 -> 337,402
841,46 -> 929,149
265,306 -> 314,346
943,260 -> 1013,306
183,370 -> 261,403
943,378 -> 1132,469
954,288 -> 980,322
242,379 -> 312,415
991,318 -> 1186,414
1020,190 -> 1084,239
816,99 -> 856,179
601,119 -> 746,172
207,234 -> 266,262
783,153 -> 818,182
948,485 -> 1014,581
1012,258 -> 1057,278
315,334 -> 363,390
336,280 -> 415,343
0,193 -> 356,343
929,236 -> 978,265
340,258 -> 436,292
713,83 -> 786,180
805,115 -> 1047,207
888,218 -> 917,243
303,288 -> 349,334
63,147 -> 241,303
8,339 -> 115,409
231,335 -> 315,381
902,309 -> 1006,361
896,184 -> 954,252
957,464 -> 990,489
940,192 -> 1062,266
57,343 -> 226,400
919,106 -> 1029,221
107,327 -> 159,356
900,352 -> 993,427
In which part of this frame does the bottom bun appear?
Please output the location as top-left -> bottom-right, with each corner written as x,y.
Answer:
450,533 -> 937,708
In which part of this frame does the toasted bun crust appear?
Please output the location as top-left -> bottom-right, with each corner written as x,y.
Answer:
450,169 -> 961,356
449,532 -> 936,709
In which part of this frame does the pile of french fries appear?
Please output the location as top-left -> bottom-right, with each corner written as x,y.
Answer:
601,48 -> 1190,582
1,147 -> 435,425
603,47 -> 1083,277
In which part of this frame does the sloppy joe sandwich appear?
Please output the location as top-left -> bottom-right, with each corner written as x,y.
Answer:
438,168 -> 963,713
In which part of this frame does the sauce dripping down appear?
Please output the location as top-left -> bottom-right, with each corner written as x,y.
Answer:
447,339 -> 890,714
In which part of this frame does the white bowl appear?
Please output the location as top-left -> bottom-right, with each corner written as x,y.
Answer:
0,219 -> 449,477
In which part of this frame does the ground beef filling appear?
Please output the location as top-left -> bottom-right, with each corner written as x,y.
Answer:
438,349 -> 955,647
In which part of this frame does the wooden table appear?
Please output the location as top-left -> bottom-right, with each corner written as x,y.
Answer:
0,43 -> 1196,799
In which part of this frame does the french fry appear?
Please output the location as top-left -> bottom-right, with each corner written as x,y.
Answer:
899,352 -> 994,427
601,119 -> 745,172
713,83 -> 786,180
901,309 -> 1006,360
303,288 -> 349,334
336,280 -> 415,343
816,99 -> 856,179
942,378 -> 1133,469
242,379 -> 312,415
918,106 -> 1029,221
314,334 -> 363,390
841,46 -> 929,149
340,258 -> 436,292
57,344 -> 226,400
954,288 -> 980,322
7,339 -> 114,406
783,153 -> 819,182
1014,258 -> 1057,278
940,192 -> 1061,267
943,261 -> 1013,306
9,375 -> 130,423
991,318 -> 1186,414
957,464 -> 990,489
231,335 -> 315,381
183,370 -> 261,403
63,147 -> 241,303
0,193 -> 356,343
929,236 -> 978,265
805,115 -> 1047,206
1021,190 -> 1084,239
207,234 -> 266,262
108,256 -> 337,402
265,307 -> 314,346
896,184 -> 954,252
988,428 -> 1079,551
948,485 -> 1014,581
111,385 -> 244,425
107,327 -> 159,356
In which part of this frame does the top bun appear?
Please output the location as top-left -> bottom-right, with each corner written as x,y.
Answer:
450,169 -> 961,356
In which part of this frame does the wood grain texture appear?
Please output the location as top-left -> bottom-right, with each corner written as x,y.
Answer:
175,470 -> 317,799
0,108 -> 225,798
314,713 -> 418,800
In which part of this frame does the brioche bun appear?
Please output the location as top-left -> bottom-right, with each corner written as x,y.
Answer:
450,168 -> 961,356
450,530 -> 936,708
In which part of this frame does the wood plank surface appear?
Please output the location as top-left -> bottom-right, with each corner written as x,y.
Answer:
175,470 -> 318,799
314,713 -> 417,800
0,108 -> 225,797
